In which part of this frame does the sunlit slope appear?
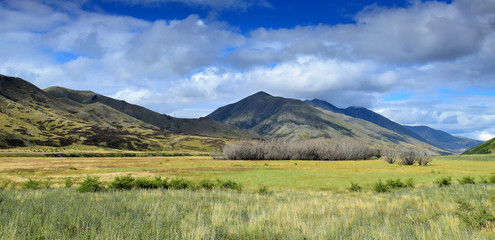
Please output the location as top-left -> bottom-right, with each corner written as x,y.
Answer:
463,137 -> 495,154
0,75 -> 226,151
208,92 -> 445,153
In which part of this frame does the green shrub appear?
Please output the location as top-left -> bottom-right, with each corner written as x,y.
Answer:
373,180 -> 390,193
43,178 -> 52,189
458,176 -> 476,185
22,179 -> 42,190
77,176 -> 105,192
347,182 -> 362,192
198,179 -> 215,190
108,175 -> 135,190
256,184 -> 272,195
216,179 -> 242,191
489,174 -> 495,184
134,177 -> 166,189
0,179 -> 11,190
404,178 -> 415,188
64,177 -> 74,188
169,178 -> 194,190
434,176 -> 452,187
386,178 -> 405,189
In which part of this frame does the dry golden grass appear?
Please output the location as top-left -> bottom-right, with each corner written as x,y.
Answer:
1,154 -> 494,190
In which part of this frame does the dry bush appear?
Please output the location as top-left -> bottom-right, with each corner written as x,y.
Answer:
382,150 -> 397,164
399,152 -> 417,165
416,152 -> 432,166
221,138 -> 378,160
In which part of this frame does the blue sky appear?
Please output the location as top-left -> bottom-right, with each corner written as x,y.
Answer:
0,0 -> 494,141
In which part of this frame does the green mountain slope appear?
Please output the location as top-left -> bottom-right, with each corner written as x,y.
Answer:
0,75 -> 228,151
306,99 -> 482,153
45,86 -> 256,139
208,92 -> 444,153
463,137 -> 495,154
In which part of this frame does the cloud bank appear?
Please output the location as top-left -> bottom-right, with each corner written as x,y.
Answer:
1,0 -> 494,140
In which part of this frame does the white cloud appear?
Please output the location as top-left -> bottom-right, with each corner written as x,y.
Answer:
0,0 -> 494,139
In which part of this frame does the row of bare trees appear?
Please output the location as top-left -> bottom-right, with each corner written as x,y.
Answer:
382,150 -> 432,166
217,138 -> 379,160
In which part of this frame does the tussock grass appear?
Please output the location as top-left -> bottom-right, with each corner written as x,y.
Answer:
0,185 -> 494,239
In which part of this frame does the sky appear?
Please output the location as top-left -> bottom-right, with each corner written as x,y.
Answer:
1,0 -> 494,141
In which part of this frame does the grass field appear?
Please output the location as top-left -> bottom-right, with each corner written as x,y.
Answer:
1,184 -> 494,239
1,150 -> 494,239
0,152 -> 494,191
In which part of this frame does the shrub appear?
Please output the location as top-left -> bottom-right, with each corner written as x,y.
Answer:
43,178 -> 52,189
199,179 -> 215,190
348,182 -> 362,192
216,179 -> 242,191
489,174 -> 495,184
134,177 -> 166,189
399,152 -> 416,165
435,176 -> 452,187
77,176 -> 105,192
22,179 -> 42,190
458,176 -> 476,185
404,178 -> 415,188
382,150 -> 397,164
386,178 -> 405,189
256,184 -> 272,195
373,179 -> 390,193
169,178 -> 194,190
64,177 -> 74,188
417,152 -> 432,166
479,176 -> 489,184
108,175 -> 135,190
0,179 -> 11,190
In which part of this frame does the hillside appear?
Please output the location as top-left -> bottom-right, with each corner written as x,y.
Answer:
306,99 -> 427,142
208,92 -> 444,153
306,99 -> 481,153
405,126 -> 483,153
463,137 -> 495,154
0,75 -> 228,151
45,86 -> 255,139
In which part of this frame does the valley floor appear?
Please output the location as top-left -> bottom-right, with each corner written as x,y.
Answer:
1,150 -> 494,239
0,151 -> 494,191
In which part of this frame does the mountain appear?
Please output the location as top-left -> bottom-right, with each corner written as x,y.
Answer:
305,99 -> 427,142
306,99 -> 481,153
462,137 -> 495,154
0,74 -> 245,150
208,91 -> 444,153
44,86 -> 255,139
404,126 -> 483,153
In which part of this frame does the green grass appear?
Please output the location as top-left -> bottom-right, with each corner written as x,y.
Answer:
0,184 -> 494,239
1,154 -> 495,191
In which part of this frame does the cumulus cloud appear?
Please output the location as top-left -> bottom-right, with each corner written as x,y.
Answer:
1,0 -> 495,139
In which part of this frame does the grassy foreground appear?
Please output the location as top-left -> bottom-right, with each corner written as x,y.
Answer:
0,184 -> 494,239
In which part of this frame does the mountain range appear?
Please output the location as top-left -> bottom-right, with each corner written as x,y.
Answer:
0,74 -> 251,151
305,99 -> 482,153
0,74 -> 484,154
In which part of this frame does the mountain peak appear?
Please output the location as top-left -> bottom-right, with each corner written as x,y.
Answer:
249,91 -> 272,98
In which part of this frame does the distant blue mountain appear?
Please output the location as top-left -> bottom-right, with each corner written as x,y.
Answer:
306,99 -> 482,153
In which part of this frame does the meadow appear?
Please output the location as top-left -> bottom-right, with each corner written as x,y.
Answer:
0,147 -> 494,239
